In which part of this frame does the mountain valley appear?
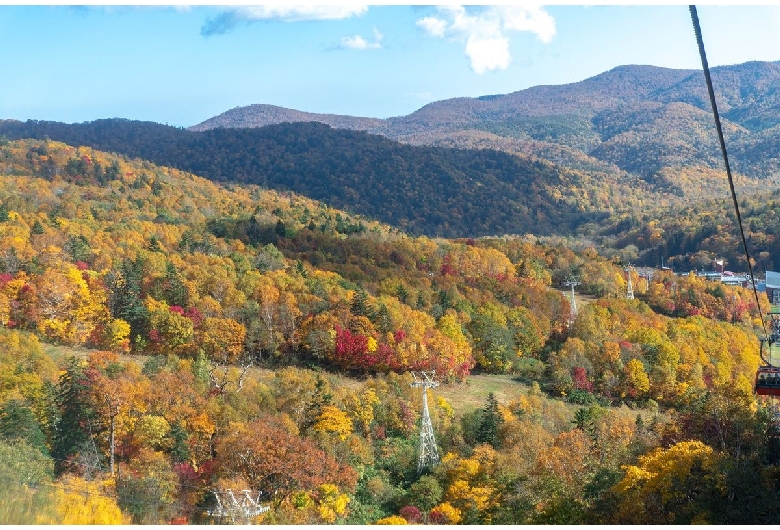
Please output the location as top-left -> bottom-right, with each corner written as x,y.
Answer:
1,59 -> 780,525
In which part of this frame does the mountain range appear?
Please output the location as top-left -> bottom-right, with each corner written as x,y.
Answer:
4,60 -> 780,268
190,61 -> 780,184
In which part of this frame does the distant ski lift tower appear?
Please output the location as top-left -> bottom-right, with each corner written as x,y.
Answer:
563,277 -> 580,327
410,371 -> 440,472
626,266 -> 635,300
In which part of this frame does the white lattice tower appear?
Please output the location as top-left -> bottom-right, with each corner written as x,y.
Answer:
626,266 -> 634,300
410,371 -> 440,472
563,278 -> 580,327
208,489 -> 269,524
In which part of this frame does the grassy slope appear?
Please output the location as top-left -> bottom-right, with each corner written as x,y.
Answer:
40,342 -> 531,415
435,373 -> 525,412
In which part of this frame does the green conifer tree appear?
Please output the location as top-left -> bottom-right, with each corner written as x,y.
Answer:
52,358 -> 99,475
0,399 -> 48,455
351,289 -> 374,319
475,392 -> 504,448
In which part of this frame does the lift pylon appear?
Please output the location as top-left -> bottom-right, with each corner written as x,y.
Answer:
410,371 -> 440,472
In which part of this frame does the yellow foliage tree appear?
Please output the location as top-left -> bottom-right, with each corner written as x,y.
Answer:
429,502 -> 462,524
198,316 -> 246,364
344,387 -> 380,437
437,310 -> 472,360
317,483 -> 350,523
438,446 -> 499,522
623,358 -> 650,398
40,475 -> 129,525
33,265 -> 105,345
613,440 -> 722,524
313,405 -> 354,441
133,414 -> 171,449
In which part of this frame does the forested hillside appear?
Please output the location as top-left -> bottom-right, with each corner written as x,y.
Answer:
0,119 -> 666,239
0,138 -> 778,524
7,62 -> 780,252
589,179 -> 780,272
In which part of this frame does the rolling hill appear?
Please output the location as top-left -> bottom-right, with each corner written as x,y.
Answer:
5,60 -> 780,268
189,61 -> 780,183
0,119 -> 665,239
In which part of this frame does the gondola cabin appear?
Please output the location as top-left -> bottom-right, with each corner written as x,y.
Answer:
755,366 -> 780,396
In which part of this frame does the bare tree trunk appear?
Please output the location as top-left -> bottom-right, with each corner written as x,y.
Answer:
106,397 -> 117,476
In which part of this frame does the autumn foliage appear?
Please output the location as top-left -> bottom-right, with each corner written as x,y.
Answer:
0,139 -> 776,525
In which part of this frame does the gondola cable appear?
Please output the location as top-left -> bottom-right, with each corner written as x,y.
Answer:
689,5 -> 769,341
690,6 -> 780,398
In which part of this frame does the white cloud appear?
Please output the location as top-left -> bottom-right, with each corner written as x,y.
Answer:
416,5 -> 556,74
466,35 -> 511,74
498,5 -> 556,44
417,16 -> 447,38
339,26 -> 383,50
341,35 -> 374,49
202,5 -> 368,36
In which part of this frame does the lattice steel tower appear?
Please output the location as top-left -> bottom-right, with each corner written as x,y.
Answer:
208,489 -> 269,524
410,371 -> 440,472
563,277 -> 580,327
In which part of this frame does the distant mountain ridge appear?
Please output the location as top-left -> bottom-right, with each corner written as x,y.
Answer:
189,65 -> 698,135
5,60 -> 780,241
191,105 -> 388,135
189,61 -> 780,181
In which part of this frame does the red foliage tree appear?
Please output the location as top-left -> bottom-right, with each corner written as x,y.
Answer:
572,366 -> 593,392
400,505 -> 422,524
332,325 -> 372,370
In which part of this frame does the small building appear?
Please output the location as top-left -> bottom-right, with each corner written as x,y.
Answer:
697,271 -> 722,282
695,270 -> 752,288
720,274 -> 749,287
766,271 -> 780,304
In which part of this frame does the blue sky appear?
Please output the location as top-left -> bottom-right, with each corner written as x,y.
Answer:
2,4 -> 780,128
